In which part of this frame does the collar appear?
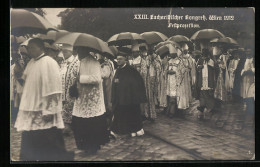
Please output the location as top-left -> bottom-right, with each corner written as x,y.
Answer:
35,53 -> 45,60
65,55 -> 74,64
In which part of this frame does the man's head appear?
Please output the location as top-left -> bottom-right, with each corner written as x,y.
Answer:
181,43 -> 189,54
132,44 -> 140,58
116,51 -> 128,67
27,38 -> 45,59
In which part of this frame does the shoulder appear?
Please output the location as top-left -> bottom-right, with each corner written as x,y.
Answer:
40,56 -> 59,68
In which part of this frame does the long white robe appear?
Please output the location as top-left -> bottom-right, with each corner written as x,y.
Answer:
15,55 -> 64,131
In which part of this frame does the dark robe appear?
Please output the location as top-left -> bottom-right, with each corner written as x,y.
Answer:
196,58 -> 216,110
20,127 -> 74,161
111,64 -> 147,134
232,57 -> 246,97
197,58 -> 216,90
111,64 -> 147,106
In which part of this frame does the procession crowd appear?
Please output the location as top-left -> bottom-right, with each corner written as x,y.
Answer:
10,9 -> 255,162
10,9 -> 255,161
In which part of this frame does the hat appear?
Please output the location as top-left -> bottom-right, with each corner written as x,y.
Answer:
61,44 -> 73,51
117,50 -> 128,57
117,47 -> 131,56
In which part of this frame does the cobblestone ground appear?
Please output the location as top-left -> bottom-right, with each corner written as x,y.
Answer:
10,99 -> 254,161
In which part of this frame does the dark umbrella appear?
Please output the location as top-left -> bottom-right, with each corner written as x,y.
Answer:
34,30 -> 70,44
190,29 -> 225,41
55,33 -> 114,59
140,31 -> 168,45
107,32 -> 146,46
11,9 -> 57,36
210,37 -> 239,47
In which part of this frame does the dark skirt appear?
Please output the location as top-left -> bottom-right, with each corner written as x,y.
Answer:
20,127 -> 74,161
71,114 -> 109,151
111,104 -> 142,134
199,90 -> 215,110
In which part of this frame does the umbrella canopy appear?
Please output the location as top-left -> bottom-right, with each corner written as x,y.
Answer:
55,33 -> 114,59
155,41 -> 180,51
34,30 -> 70,44
210,37 -> 238,46
109,46 -> 118,56
190,29 -> 225,41
168,35 -> 192,44
11,9 -> 57,36
107,32 -> 146,46
140,31 -> 168,45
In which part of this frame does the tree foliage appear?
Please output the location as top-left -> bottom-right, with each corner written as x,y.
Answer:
57,8 -> 254,48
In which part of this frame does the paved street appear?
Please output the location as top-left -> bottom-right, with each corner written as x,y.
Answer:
10,100 -> 254,161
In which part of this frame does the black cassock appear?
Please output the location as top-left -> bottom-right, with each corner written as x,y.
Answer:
111,64 -> 147,134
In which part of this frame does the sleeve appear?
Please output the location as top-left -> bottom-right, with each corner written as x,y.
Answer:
79,75 -> 102,84
41,58 -> 63,97
42,94 -> 62,115
101,64 -> 111,79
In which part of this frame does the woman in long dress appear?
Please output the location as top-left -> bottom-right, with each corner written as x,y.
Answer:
70,48 -> 109,154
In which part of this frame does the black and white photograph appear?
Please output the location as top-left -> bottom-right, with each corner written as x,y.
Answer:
10,7 -> 255,161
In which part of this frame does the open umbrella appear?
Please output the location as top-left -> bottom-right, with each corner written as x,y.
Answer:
11,9 -> 57,36
155,41 -> 180,51
140,31 -> 168,45
210,37 -> 238,46
55,33 -> 114,59
109,46 -> 118,56
168,35 -> 192,44
34,30 -> 70,44
107,32 -> 146,46
190,29 -> 225,41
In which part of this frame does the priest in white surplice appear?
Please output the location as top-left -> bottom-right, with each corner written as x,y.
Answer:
14,38 -> 73,161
